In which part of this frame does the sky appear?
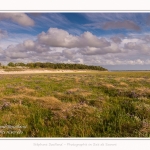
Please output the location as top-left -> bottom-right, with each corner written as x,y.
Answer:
0,12 -> 150,70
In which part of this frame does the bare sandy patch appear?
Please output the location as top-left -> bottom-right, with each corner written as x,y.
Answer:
0,69 -> 87,74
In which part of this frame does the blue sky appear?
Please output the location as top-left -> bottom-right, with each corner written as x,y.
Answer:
1,12 -> 150,70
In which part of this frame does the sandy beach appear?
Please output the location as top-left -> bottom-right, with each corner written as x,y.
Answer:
0,69 -> 87,74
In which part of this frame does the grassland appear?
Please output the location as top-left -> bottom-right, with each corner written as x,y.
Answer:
0,71 -> 150,137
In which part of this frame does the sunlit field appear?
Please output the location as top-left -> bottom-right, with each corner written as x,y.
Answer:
0,71 -> 150,137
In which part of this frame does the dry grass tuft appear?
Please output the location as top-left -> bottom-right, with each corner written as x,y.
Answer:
3,94 -> 63,109
74,77 -> 80,83
135,87 -> 150,96
67,88 -> 80,93
119,82 -> 128,87
134,78 -> 145,81
13,86 -> 35,95
115,77 -> 123,82
102,83 -> 115,89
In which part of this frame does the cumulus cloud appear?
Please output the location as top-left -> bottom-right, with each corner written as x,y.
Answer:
38,28 -> 110,48
0,28 -> 128,65
0,47 -> 4,54
79,32 -> 110,48
23,40 -> 35,49
38,28 -> 78,48
5,51 -> 28,59
62,49 -> 76,59
80,43 -> 122,55
124,42 -> 150,55
3,38 -> 51,60
102,20 -> 140,31
0,13 -> 34,26
23,40 -> 49,53
142,35 -> 150,42
83,56 -> 150,66
124,42 -> 138,49
2,27 -> 150,68
110,36 -> 122,44
111,59 -> 146,65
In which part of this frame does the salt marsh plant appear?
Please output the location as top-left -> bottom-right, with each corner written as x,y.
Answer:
0,71 -> 150,137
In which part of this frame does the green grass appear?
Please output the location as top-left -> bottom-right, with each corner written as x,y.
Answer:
0,71 -> 150,137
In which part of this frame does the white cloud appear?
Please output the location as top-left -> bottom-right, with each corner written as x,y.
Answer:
1,27 -> 150,68
0,13 -> 34,26
38,28 -> 110,48
124,42 -> 150,55
2,38 -> 51,61
6,51 -> 28,59
142,35 -> 150,42
122,38 -> 143,44
23,40 -> 35,50
110,36 -> 122,44
3,33 -> 36,49
38,28 -> 78,48
80,43 -> 122,55
79,31 -> 110,48
62,49 -> 76,59
0,47 -> 3,54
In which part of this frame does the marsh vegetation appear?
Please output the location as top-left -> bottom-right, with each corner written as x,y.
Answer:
0,71 -> 150,137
